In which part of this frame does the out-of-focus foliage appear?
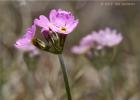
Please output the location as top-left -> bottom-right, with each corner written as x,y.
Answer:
0,1 -> 140,100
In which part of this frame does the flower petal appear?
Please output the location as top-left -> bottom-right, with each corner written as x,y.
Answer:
66,19 -> 79,34
34,15 -> 49,30
14,25 -> 37,52
49,9 -> 57,23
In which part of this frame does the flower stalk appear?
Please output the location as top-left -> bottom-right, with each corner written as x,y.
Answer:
108,68 -> 114,100
14,9 -> 78,100
58,54 -> 72,100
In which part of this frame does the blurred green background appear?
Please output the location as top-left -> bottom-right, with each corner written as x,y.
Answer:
0,0 -> 140,100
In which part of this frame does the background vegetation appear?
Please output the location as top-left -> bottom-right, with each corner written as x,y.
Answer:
0,0 -> 140,100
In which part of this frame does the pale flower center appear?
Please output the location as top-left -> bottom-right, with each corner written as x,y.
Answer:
61,27 -> 67,33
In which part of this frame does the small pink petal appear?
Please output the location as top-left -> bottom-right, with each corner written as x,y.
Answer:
34,15 -> 49,30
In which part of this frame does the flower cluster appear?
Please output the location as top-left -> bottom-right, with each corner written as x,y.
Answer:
71,28 -> 123,54
14,9 -> 79,54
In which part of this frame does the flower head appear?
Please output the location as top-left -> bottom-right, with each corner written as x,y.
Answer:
14,25 -> 39,55
71,28 -> 123,55
15,9 -> 78,54
92,28 -> 123,47
35,9 -> 78,34
33,9 -> 79,54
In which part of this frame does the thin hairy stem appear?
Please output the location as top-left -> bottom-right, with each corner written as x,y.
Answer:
58,54 -> 72,100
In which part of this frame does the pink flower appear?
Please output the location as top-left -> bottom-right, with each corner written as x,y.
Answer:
71,28 -> 123,55
92,28 -> 123,47
35,9 -> 79,34
14,25 -> 39,55
33,9 -> 79,54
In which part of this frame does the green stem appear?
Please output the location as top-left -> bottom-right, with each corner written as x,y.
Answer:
58,54 -> 72,100
108,68 -> 114,100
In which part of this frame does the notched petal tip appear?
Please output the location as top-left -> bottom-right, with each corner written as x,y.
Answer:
50,9 -> 57,13
34,15 -> 50,30
39,15 -> 48,20
39,15 -> 49,24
